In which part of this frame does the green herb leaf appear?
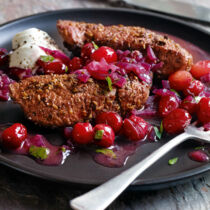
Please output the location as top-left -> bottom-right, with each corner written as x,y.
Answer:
170,89 -> 180,97
96,148 -> 117,159
95,130 -> 104,140
65,66 -> 68,73
154,126 -> 161,139
194,146 -> 205,150
183,100 -> 191,104
61,146 -> 66,152
40,55 -> 55,62
154,122 -> 163,139
194,96 -> 202,103
106,76 -> 112,91
92,41 -> 99,50
29,145 -> 49,160
168,157 -> 178,165
160,121 -> 163,134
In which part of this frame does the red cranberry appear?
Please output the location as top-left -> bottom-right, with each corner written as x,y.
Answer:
189,150 -> 209,162
180,96 -> 197,115
169,70 -> 193,91
81,43 -> 95,60
0,48 -> 8,66
96,112 -> 123,133
93,124 -> 115,148
91,46 -> 117,63
158,95 -> 179,117
163,108 -> 191,134
197,97 -> 210,124
37,59 -> 67,74
69,57 -> 83,72
123,115 -> 148,141
2,123 -> 27,149
184,80 -> 204,96
72,123 -> 94,145
190,60 -> 210,79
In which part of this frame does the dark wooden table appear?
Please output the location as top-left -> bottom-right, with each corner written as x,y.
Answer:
0,0 -> 210,209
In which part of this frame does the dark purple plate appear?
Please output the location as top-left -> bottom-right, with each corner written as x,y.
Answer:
0,8 -> 209,190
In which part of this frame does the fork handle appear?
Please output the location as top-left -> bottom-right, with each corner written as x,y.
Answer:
70,132 -> 192,210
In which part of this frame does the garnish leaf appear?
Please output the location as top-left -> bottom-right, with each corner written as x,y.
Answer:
194,96 -> 202,103
170,89 -> 180,97
92,41 -> 99,50
183,100 -> 191,104
95,130 -> 104,140
154,122 -> 163,139
194,146 -> 205,150
40,55 -> 54,62
160,121 -> 163,134
96,148 -> 116,159
168,157 -> 178,165
29,145 -> 49,160
65,66 -> 68,73
154,127 -> 161,139
61,146 -> 66,152
106,76 -> 113,91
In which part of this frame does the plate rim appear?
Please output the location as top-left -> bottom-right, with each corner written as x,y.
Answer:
0,7 -> 209,189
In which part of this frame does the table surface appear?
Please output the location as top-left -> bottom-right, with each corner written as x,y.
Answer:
0,0 -> 210,209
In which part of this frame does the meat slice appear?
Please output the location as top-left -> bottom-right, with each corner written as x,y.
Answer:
9,74 -> 149,127
57,20 -> 193,77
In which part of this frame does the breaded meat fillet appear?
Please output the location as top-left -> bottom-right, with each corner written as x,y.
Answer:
57,20 -> 193,77
9,74 -> 150,127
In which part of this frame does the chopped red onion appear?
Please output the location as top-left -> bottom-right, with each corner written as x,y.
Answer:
86,58 -> 118,80
147,45 -> 157,62
110,72 -> 127,88
40,46 -> 71,65
147,126 -> 158,142
0,72 -> 14,101
74,69 -> 90,83
151,62 -> 163,72
162,80 -> 170,89
200,73 -> 210,84
131,108 -> 157,118
9,68 -> 32,80
153,88 -> 181,103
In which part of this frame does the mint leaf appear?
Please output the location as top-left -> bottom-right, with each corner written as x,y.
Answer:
154,127 -> 161,139
61,146 -> 66,152
95,130 -> 104,140
29,145 -> 49,160
65,66 -> 68,73
183,100 -> 191,104
194,96 -> 202,103
170,89 -> 180,97
160,121 -> 163,134
154,122 -> 163,139
96,148 -> 116,159
195,146 -> 205,150
106,76 -> 112,91
168,157 -> 178,165
40,55 -> 54,62
92,41 -> 99,50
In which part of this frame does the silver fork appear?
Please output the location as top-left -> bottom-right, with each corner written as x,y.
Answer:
70,125 -> 210,210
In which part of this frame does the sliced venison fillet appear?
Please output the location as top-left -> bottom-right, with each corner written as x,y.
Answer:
57,20 -> 193,77
9,74 -> 150,127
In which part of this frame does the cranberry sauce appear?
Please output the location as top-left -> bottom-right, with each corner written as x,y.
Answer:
91,137 -> 141,168
0,124 -> 71,165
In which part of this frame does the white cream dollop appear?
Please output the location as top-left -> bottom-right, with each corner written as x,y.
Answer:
10,28 -> 59,70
